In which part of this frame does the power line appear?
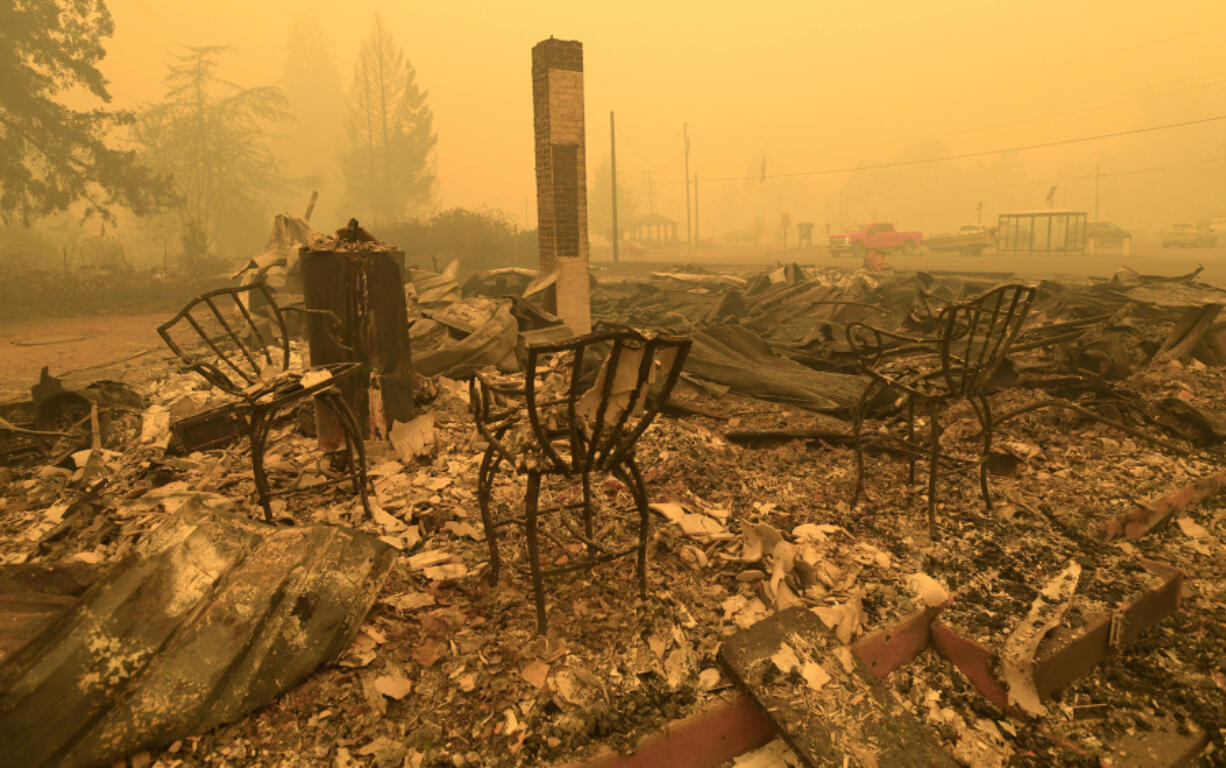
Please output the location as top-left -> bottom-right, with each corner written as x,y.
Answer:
614,123 -> 655,169
670,113 -> 1226,185
920,75 -> 1226,143
995,157 -> 1226,190
1100,156 -> 1226,180
608,77 -> 1226,189
920,156 -> 1226,199
774,72 -> 1226,160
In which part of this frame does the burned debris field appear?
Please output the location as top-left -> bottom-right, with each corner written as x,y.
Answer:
3,260 -> 1226,768
3,2 -> 1226,767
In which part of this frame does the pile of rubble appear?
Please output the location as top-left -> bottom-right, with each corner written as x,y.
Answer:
0,258 -> 1224,767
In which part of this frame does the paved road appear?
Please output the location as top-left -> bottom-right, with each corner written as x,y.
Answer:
595,240 -> 1226,285
880,239 -> 1225,284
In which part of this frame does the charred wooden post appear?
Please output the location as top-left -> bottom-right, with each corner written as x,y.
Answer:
300,221 -> 416,448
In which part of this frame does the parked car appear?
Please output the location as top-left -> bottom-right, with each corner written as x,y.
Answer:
1163,224 -> 1218,248
1087,221 -> 1130,246
827,222 -> 922,257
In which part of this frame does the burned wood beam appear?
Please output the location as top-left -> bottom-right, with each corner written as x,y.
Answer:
1154,303 -> 1223,362
300,222 -> 416,446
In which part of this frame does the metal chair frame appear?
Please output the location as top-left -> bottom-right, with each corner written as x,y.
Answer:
157,281 -> 372,522
469,328 -> 691,633
847,283 -> 1036,536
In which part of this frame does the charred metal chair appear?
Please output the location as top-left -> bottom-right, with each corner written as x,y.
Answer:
847,284 -> 1036,536
469,328 -> 691,634
157,281 -> 372,522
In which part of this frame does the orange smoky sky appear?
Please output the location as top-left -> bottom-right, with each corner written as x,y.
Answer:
100,0 -> 1225,233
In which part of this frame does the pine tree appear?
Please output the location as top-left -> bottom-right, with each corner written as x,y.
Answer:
0,0 -> 169,225
135,46 -> 288,269
279,14 -> 344,225
339,12 -> 437,225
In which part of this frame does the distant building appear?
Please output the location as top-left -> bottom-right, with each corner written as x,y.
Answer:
630,212 -> 680,244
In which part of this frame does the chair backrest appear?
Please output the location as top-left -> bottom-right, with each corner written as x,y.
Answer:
157,282 -> 290,397
937,283 -> 1035,396
524,329 -> 691,473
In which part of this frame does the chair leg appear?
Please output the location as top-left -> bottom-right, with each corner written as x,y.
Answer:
581,471 -> 596,564
524,470 -> 547,635
626,459 -> 651,600
476,445 -> 502,586
976,394 -> 993,508
325,391 -> 372,522
926,398 -> 942,539
851,380 -> 881,505
249,410 -> 274,523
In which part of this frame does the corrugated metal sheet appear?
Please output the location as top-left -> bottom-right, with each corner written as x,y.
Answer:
0,502 -> 394,768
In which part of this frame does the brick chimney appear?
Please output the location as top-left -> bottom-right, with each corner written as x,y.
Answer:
531,38 -> 591,334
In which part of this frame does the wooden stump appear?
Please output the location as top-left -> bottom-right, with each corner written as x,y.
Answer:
300,225 -> 415,448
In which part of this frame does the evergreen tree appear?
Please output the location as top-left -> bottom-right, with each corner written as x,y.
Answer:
339,12 -> 436,225
588,155 -> 640,246
135,46 -> 288,270
0,0 -> 169,225
279,14 -> 344,225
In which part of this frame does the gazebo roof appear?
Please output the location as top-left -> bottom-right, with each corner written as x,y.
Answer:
632,212 -> 679,226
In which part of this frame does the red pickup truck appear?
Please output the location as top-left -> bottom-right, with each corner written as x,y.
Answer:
827,222 -> 922,257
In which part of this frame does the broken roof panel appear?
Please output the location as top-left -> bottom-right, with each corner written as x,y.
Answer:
0,502 -> 394,768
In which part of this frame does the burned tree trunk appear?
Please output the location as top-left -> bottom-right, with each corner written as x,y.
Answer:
300,222 -> 416,448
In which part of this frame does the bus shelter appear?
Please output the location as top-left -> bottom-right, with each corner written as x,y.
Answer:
997,211 -> 1086,255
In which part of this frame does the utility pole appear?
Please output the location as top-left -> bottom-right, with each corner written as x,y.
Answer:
694,174 -> 700,247
610,111 -> 619,264
1094,163 -> 1101,220
647,172 -> 655,213
683,123 -> 692,256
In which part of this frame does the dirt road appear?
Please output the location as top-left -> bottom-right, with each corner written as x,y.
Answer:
0,313 -> 175,400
